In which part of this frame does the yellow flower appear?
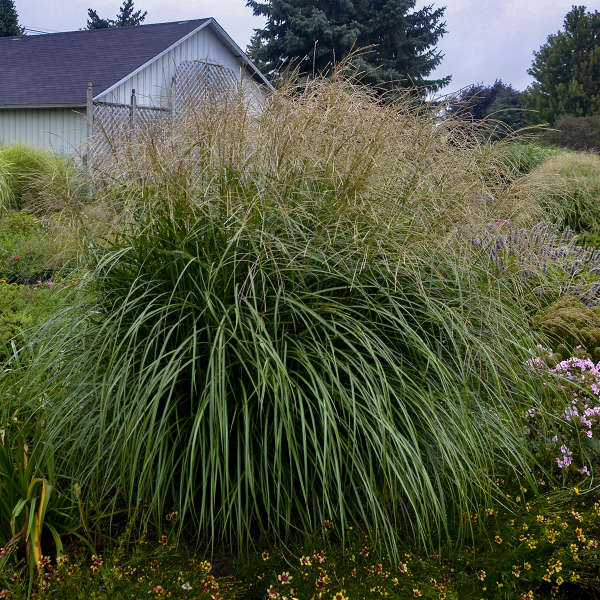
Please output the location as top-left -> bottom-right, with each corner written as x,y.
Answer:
300,556 -> 312,566
332,591 -> 348,600
556,576 -> 564,586
262,552 -> 270,561
494,536 -> 502,544
574,487 -> 580,495
278,572 -> 292,584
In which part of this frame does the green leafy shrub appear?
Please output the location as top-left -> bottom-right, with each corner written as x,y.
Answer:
0,281 -> 59,361
0,419 -> 84,591
0,211 -> 74,284
541,115 -> 600,152
1,75 -> 560,557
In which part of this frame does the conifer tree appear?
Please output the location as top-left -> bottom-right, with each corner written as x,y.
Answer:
114,0 -> 147,27
246,0 -> 450,93
522,5 -> 600,124
0,0 -> 23,37
86,0 -> 147,29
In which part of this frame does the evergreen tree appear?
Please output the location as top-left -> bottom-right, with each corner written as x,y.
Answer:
114,0 -> 147,27
522,5 -> 600,124
86,9 -> 113,29
246,0 -> 450,94
86,0 -> 147,29
0,0 -> 23,37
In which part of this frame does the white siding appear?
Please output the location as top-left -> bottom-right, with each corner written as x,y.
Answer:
97,27 -> 251,107
0,108 -> 87,156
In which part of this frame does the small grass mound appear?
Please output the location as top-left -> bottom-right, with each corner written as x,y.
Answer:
518,152 -> 600,233
0,144 -> 79,213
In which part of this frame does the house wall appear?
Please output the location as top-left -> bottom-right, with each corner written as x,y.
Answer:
0,25 -> 266,157
97,26 -> 263,107
0,108 -> 87,156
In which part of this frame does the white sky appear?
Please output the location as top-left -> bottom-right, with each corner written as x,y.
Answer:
14,0 -> 591,92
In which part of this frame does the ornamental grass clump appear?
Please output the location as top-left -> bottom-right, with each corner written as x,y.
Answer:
3,74 -> 553,555
516,152 -> 600,234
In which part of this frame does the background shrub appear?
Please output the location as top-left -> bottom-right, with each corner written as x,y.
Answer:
541,114 -> 600,152
0,211 -> 73,284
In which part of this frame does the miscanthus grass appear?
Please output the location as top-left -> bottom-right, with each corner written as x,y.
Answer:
1,74 -> 554,557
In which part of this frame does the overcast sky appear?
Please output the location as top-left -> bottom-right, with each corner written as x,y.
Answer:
15,0 -> 584,92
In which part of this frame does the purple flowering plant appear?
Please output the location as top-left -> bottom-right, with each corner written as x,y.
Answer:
527,345 -> 600,480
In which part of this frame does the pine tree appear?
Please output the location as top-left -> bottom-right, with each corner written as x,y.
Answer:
86,0 -> 147,30
0,0 -> 23,37
114,0 -> 147,27
246,0 -> 450,93
522,5 -> 600,124
86,8 -> 113,29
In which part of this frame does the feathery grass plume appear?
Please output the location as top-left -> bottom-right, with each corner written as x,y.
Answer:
3,73 -> 553,556
90,71 -> 541,244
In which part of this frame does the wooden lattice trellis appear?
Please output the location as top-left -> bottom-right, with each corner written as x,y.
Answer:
91,99 -> 169,168
89,61 -> 238,168
171,61 -> 238,114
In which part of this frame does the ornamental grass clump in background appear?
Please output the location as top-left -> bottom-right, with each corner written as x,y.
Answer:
3,74 -> 556,556
517,152 -> 600,234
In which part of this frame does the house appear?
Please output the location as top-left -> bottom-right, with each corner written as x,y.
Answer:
0,18 -> 271,156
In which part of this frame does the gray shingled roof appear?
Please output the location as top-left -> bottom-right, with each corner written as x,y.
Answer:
0,19 -> 211,107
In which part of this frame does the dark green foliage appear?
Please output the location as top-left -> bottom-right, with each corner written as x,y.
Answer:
85,9 -> 111,29
0,0 -> 22,37
447,80 -> 524,138
0,282 -> 58,362
541,114 -> 600,152
0,211 -> 66,284
246,0 -> 450,93
86,0 -> 147,29
522,5 -> 600,125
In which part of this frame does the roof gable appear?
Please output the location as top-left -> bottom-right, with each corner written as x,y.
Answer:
0,19 -> 211,107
